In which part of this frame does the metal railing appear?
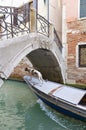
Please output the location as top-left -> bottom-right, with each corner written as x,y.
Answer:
0,5 -> 51,39
36,14 -> 50,37
0,6 -> 30,39
0,5 -> 62,52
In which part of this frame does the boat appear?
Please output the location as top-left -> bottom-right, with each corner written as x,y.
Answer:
23,75 -> 86,122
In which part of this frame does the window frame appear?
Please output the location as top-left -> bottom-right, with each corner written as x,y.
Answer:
78,0 -> 86,19
76,43 -> 86,68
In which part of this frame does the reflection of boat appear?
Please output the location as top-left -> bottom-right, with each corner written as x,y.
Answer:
24,75 -> 86,122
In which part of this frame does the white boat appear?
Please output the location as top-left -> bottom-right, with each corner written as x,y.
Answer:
24,75 -> 86,122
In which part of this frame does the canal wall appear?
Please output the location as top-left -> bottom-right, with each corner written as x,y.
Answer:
9,57 -> 32,81
0,57 -> 31,87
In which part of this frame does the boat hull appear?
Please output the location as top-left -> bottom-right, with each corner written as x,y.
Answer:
36,93 -> 86,122
30,84 -> 86,122
24,76 -> 86,122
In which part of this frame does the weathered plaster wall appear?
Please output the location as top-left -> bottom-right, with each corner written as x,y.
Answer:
38,0 -> 62,40
49,0 -> 62,40
62,0 -> 86,85
63,0 -> 78,21
67,19 -> 86,85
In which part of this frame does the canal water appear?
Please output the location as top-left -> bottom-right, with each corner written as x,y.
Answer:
0,80 -> 86,130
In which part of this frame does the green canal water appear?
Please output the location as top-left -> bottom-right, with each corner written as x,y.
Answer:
0,80 -> 86,130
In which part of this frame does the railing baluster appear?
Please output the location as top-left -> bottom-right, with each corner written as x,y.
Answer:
10,7 -> 13,38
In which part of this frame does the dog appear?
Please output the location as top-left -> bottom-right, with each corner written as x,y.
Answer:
25,67 -> 43,84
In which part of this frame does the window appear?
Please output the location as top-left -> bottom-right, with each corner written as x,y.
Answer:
80,0 -> 86,18
13,3 -> 30,26
79,44 -> 86,67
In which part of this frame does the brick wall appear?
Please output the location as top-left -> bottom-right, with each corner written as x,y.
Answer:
67,19 -> 86,85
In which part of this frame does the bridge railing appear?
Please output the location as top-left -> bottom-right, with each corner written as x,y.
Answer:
0,5 -> 30,39
0,5 -> 62,52
0,5 -> 54,39
36,13 -> 50,37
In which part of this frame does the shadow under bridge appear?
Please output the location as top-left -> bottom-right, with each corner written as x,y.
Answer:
27,48 -> 63,83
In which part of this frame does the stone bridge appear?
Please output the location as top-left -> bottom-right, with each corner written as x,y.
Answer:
0,33 -> 66,85
0,5 -> 66,86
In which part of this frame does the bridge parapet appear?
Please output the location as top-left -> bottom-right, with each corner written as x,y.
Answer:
0,5 -> 62,52
0,5 -> 51,38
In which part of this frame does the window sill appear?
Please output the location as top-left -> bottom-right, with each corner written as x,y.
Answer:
78,17 -> 86,21
77,67 -> 86,70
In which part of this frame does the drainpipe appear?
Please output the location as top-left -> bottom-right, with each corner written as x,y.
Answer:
33,0 -> 38,12
33,0 -> 38,31
47,0 -> 49,21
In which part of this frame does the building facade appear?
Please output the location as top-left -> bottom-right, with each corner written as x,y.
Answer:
0,0 -> 86,85
62,0 -> 86,85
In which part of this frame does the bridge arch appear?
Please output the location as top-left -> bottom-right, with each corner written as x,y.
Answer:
27,48 -> 63,83
0,33 -> 65,83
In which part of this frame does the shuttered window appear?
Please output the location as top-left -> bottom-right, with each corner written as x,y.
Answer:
80,0 -> 86,18
79,45 -> 86,67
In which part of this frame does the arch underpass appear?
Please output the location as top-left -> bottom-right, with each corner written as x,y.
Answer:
0,33 -> 65,85
27,48 -> 63,83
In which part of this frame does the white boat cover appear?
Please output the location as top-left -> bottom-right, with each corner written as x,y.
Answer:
24,76 -> 86,105
53,86 -> 86,105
